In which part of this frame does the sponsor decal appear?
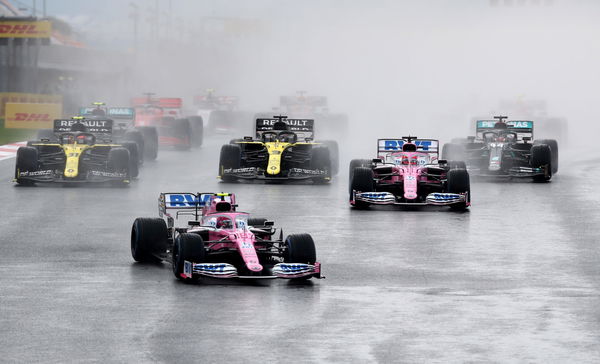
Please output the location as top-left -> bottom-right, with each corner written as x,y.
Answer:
165,193 -> 207,207
380,139 -> 438,152
90,170 -> 126,178
289,168 -> 325,175
223,167 -> 256,174
19,169 -> 52,177
53,119 -> 113,134
5,103 -> 62,129
0,21 -> 52,39
107,108 -> 135,118
477,120 -> 533,129
183,261 -> 193,278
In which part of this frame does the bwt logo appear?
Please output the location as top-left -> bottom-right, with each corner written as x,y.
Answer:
167,194 -> 211,207
14,113 -> 50,122
383,140 -> 432,151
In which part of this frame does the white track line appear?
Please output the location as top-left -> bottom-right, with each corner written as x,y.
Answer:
0,141 -> 26,161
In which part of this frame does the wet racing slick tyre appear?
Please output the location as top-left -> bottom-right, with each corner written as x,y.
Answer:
284,234 -> 317,280
248,217 -> 268,228
108,147 -> 131,184
446,168 -> 470,210
349,159 -> 371,188
121,141 -> 140,178
188,116 -> 204,148
446,160 -> 467,170
320,140 -> 339,176
15,146 -> 38,185
136,126 -> 159,161
310,146 -> 332,184
172,233 -> 205,281
531,144 -> 552,182
219,144 -> 241,183
350,167 -> 374,209
442,143 -> 465,161
131,218 -> 167,262
535,139 -> 558,174
123,130 -> 145,165
174,118 -> 192,150
36,129 -> 56,142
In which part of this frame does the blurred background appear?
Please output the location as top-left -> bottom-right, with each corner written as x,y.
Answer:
1,0 -> 599,152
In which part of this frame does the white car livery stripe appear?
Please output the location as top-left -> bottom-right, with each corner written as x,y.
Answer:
0,141 -> 26,162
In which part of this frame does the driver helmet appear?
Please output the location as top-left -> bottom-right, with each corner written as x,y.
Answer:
273,121 -> 289,131
216,217 -> 232,229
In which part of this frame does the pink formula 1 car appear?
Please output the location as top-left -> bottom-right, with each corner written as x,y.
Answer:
130,192 -> 322,281
349,137 -> 471,210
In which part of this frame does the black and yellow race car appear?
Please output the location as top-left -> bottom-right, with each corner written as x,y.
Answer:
14,118 -> 138,185
218,116 -> 332,183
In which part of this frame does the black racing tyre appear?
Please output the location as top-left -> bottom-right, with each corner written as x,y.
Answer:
320,140 -> 339,176
108,147 -> 130,175
284,233 -> 317,267
120,141 -> 139,178
219,144 -> 241,183
310,146 -> 332,184
123,130 -> 145,165
131,217 -> 167,262
349,159 -> 371,187
248,217 -> 268,227
531,144 -> 552,182
350,167 -> 374,208
446,168 -> 470,210
188,116 -> 204,147
535,139 -> 558,174
447,160 -> 467,170
15,146 -> 38,185
172,233 -> 205,281
36,129 -> 56,142
136,126 -> 159,161
442,143 -> 465,161
174,119 -> 192,150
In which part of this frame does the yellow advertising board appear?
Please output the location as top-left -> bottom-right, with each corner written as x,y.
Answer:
0,21 -> 52,39
0,92 -> 62,116
5,103 -> 63,129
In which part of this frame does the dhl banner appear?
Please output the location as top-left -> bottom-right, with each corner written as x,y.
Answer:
5,103 -> 63,129
0,92 -> 62,116
0,21 -> 52,39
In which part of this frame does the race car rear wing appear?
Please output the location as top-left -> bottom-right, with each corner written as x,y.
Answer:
377,138 -> 440,160
53,119 -> 113,134
255,118 -> 315,140
475,120 -> 534,140
158,192 -> 236,224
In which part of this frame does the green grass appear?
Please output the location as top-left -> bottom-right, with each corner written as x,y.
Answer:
0,119 -> 35,145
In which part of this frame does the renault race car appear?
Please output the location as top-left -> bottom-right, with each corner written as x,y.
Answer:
218,116 -> 333,183
77,103 -> 159,160
131,192 -> 322,281
349,137 -> 470,210
131,94 -> 203,149
442,116 -> 558,181
14,119 -> 137,185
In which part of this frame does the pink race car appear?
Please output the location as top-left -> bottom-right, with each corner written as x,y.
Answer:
130,192 -> 322,281
349,136 -> 471,210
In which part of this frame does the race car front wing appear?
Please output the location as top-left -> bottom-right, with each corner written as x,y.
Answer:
184,261 -> 322,279
221,167 -> 329,180
352,191 -> 468,206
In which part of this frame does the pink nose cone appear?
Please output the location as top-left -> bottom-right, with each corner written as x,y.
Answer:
247,262 -> 263,272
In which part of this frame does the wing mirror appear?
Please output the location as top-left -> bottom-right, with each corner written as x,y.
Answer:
188,221 -> 200,226
264,221 -> 274,226
372,158 -> 382,164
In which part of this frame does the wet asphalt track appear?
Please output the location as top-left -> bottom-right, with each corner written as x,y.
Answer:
0,136 -> 599,363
